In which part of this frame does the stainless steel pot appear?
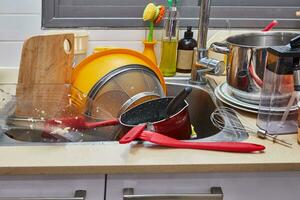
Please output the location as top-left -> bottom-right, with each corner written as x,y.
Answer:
211,32 -> 299,96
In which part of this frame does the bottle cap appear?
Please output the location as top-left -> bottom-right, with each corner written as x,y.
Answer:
184,26 -> 193,39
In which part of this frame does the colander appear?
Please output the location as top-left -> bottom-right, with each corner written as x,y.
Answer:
71,48 -> 166,120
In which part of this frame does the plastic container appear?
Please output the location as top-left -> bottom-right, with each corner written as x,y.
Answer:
257,44 -> 300,135
177,27 -> 197,73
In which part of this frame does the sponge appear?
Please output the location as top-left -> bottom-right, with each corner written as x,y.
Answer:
143,3 -> 166,42
143,3 -> 158,21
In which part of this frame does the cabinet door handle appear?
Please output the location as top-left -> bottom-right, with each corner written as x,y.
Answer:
123,187 -> 223,200
0,190 -> 86,200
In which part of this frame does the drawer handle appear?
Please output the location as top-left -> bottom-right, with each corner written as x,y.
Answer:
123,187 -> 223,200
0,190 -> 86,200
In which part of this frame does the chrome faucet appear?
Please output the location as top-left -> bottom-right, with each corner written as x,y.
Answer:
190,0 -> 225,85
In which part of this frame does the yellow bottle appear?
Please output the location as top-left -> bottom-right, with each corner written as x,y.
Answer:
160,38 -> 178,76
159,6 -> 179,77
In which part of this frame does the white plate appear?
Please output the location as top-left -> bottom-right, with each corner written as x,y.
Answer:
215,86 -> 258,113
215,82 -> 297,113
216,83 -> 260,110
228,85 -> 261,105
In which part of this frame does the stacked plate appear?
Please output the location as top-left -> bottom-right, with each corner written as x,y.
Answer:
215,82 -> 297,113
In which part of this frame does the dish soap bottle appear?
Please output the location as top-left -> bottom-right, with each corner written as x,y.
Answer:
159,4 -> 179,77
177,26 -> 197,73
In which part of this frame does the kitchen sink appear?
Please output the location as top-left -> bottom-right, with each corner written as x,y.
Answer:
165,77 -> 248,142
0,77 -> 248,145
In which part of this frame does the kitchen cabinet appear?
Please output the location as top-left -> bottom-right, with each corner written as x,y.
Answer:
0,175 -> 105,200
106,172 -> 300,200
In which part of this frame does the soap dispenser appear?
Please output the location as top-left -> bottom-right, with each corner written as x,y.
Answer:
177,26 -> 197,73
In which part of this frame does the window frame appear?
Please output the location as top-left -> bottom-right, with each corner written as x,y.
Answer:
42,0 -> 300,29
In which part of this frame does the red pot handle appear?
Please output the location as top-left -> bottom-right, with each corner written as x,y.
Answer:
139,131 -> 265,153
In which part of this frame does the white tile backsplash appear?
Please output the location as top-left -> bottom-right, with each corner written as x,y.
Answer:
0,42 -> 23,67
0,15 -> 42,41
0,0 -> 41,14
88,30 -> 147,41
87,41 -> 144,54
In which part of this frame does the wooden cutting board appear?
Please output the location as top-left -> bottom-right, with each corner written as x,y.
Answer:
15,34 -> 75,117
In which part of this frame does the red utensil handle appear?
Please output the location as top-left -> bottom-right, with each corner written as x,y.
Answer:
249,63 -> 263,87
262,20 -> 278,32
119,124 -> 147,144
84,118 -> 120,128
140,131 -> 265,153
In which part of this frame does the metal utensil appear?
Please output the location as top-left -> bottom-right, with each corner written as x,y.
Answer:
210,106 -> 292,147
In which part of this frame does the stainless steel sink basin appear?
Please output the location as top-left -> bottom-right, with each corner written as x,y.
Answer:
0,77 -> 248,144
166,79 -> 219,139
165,77 -> 248,142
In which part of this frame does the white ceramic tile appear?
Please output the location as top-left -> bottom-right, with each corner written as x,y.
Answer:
87,41 -> 145,55
88,29 -> 147,41
0,67 -> 18,82
0,42 -> 23,67
0,0 -> 41,14
0,14 -> 43,41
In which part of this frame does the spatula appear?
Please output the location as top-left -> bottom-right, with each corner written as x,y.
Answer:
119,129 -> 265,153
139,131 -> 265,153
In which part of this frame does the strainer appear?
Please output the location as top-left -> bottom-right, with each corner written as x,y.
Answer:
85,65 -> 165,120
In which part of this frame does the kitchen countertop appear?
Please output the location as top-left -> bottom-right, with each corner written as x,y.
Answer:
0,68 -> 300,175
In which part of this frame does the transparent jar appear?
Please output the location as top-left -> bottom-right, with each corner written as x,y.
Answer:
257,46 -> 300,135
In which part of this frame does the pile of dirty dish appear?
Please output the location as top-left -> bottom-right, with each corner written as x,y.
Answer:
214,31 -> 300,114
213,25 -> 300,141
0,34 -> 166,143
0,33 -> 266,153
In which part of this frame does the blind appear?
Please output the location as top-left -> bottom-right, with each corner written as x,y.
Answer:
42,0 -> 300,28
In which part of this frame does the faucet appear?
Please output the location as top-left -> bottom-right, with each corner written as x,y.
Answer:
190,0 -> 225,85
